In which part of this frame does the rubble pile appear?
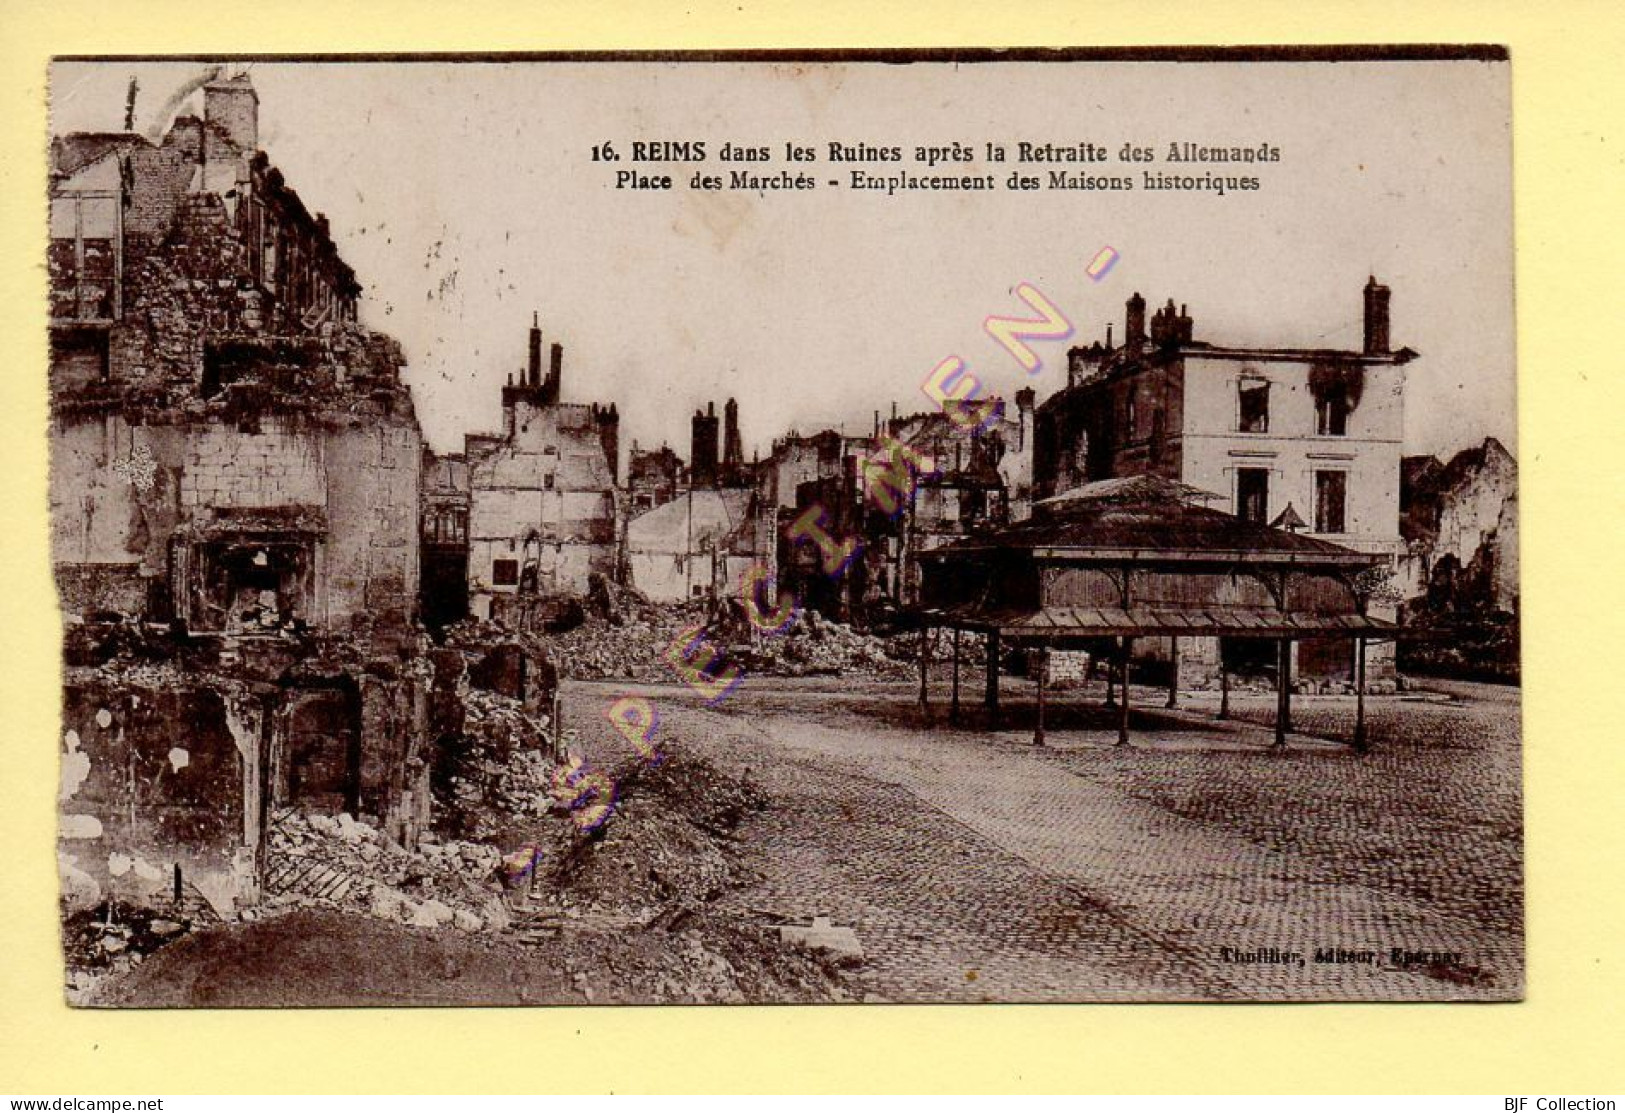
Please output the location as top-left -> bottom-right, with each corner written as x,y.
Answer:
61,899 -> 208,1003
544,601 -> 925,683
544,600 -> 712,681
551,751 -> 766,908
450,586 -> 965,685
746,610 -> 915,680
265,811 -> 506,933
532,749 -> 849,1003
624,916 -> 852,1005
433,687 -> 561,842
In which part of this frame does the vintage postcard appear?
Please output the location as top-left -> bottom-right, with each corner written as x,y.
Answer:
47,49 -> 1519,1006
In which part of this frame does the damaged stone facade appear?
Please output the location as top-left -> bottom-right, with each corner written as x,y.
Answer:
760,400 -> 1033,626
464,317 -> 621,623
620,397 -> 770,604
625,488 -> 767,603
51,73 -> 436,916
1398,437 -> 1519,616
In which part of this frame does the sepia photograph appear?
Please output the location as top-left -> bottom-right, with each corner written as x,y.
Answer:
45,50 -> 1521,1008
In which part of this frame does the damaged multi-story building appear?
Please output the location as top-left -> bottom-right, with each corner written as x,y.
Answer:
763,396 -> 1035,626
462,316 -> 621,624
1033,279 -> 1414,685
622,398 -> 773,603
51,73 -> 442,917
626,441 -> 687,513
1398,436 -> 1519,617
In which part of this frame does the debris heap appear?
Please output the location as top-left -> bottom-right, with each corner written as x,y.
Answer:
264,810 -> 508,933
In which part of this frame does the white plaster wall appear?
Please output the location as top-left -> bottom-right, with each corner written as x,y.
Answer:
1178,354 -> 1405,555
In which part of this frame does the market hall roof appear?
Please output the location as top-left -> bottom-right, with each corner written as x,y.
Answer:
929,475 -> 1381,568
916,474 -> 1395,640
921,603 -> 1397,639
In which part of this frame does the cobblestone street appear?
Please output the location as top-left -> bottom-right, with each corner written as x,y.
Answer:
567,674 -> 1523,1003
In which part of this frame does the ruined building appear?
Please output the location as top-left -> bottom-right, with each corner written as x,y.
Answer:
464,316 -> 621,621
754,394 -> 1036,626
420,449 -> 471,629
1034,278 -> 1415,684
624,487 -> 766,603
51,73 -> 439,917
623,398 -> 770,602
870,393 -> 1035,612
1398,437 -> 1519,617
626,441 -> 687,512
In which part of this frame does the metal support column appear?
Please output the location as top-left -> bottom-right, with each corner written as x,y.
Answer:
1166,636 -> 1179,709
1217,638 -> 1230,721
1117,636 -> 1133,747
984,630 -> 1001,730
1354,636 -> 1369,752
1274,636 -> 1292,749
950,627 -> 962,725
918,623 -> 931,718
1034,646 -> 1047,746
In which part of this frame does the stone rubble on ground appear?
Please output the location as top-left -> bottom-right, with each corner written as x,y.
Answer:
266,809 -> 510,933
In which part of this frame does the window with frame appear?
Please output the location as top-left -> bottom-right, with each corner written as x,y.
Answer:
1314,470 -> 1348,534
491,559 -> 519,587
1315,392 -> 1350,436
1237,467 -> 1270,525
1238,379 -> 1270,434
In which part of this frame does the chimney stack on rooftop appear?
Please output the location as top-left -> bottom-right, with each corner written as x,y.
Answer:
691,402 -> 721,488
546,341 -> 563,404
528,312 -> 542,387
1363,275 -> 1392,355
723,397 -> 743,477
1125,292 -> 1147,349
203,72 -> 258,156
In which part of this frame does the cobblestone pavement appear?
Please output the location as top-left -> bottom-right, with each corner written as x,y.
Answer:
564,675 -> 1522,1003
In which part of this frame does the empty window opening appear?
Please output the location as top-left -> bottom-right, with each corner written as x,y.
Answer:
1315,470 -> 1348,534
1315,393 -> 1350,436
1238,380 -> 1270,434
1309,363 -> 1364,437
1237,467 -> 1270,525
197,542 -> 312,633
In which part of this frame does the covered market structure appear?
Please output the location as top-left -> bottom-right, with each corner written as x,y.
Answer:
911,476 -> 1399,750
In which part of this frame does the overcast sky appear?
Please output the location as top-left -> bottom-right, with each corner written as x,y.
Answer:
50,58 -> 1515,462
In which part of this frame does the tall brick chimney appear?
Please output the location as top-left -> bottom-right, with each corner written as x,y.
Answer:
203,73 -> 258,155
528,313 -> 542,387
1363,276 -> 1391,355
1014,386 -> 1036,450
722,397 -> 743,480
596,403 -> 620,483
1125,292 -> 1147,349
691,403 -> 720,489
545,342 -> 563,404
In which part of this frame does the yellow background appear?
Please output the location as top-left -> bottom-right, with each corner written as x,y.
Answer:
2,0 -> 1621,1095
